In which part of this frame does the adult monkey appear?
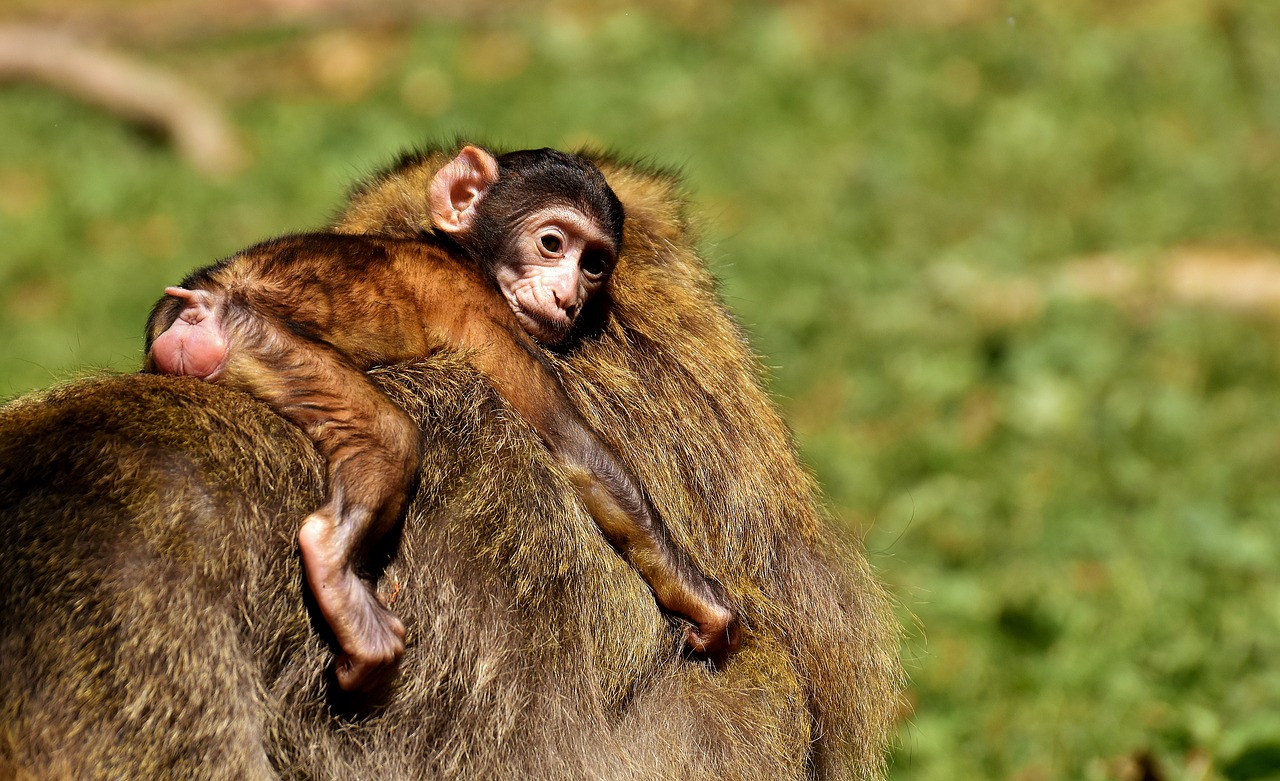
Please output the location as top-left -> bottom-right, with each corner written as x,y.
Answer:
0,145 -> 902,779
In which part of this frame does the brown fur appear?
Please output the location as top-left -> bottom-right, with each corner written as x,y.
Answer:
0,150 -> 902,779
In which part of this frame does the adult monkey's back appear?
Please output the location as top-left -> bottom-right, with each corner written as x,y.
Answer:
0,152 -> 903,779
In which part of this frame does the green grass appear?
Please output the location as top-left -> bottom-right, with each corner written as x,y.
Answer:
4,3 -> 1280,778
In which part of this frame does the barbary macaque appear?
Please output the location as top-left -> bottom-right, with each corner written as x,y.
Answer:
3,149 -> 902,779
144,146 -> 739,691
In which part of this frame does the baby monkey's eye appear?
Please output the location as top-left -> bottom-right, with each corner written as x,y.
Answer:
540,234 -> 562,254
580,252 -> 610,279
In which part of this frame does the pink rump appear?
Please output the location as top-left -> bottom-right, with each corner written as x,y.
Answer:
150,287 -> 229,381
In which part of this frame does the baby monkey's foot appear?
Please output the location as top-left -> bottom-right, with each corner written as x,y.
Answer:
333,599 -> 406,692
299,512 -> 407,692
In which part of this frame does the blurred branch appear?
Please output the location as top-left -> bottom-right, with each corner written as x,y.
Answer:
1,0 -> 497,47
932,247 -> 1280,330
0,25 -> 247,178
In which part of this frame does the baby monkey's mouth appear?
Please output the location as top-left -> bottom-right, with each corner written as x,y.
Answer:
513,306 -> 573,346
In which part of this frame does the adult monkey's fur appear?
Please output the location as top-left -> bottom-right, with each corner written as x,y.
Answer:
0,148 -> 903,779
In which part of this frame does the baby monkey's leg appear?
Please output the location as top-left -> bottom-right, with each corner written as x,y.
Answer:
470,341 -> 740,660
558,430 -> 740,661
228,335 -> 420,692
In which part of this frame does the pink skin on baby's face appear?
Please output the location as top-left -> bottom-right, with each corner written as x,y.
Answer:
492,205 -> 616,345
427,145 -> 620,345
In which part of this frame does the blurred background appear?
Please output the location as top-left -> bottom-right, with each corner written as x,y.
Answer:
2,1 -> 1279,778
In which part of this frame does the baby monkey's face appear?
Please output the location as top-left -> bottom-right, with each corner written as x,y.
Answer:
427,144 -> 623,346
493,204 -> 617,345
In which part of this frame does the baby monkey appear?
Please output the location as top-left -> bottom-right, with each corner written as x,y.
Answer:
145,146 -> 739,691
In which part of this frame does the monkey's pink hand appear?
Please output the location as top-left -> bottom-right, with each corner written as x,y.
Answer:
685,606 -> 741,664
299,511 -> 407,692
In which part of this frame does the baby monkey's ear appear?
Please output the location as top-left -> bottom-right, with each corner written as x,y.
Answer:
428,145 -> 500,234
